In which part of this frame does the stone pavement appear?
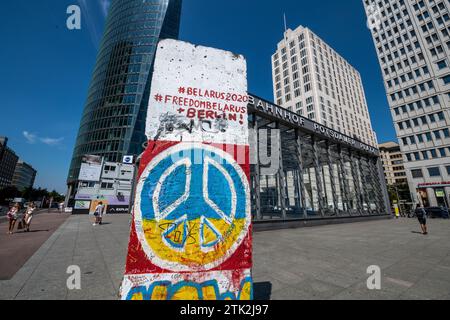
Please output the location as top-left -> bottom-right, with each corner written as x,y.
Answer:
0,210 -> 70,280
0,214 -> 130,300
1,214 -> 450,300
253,218 -> 450,300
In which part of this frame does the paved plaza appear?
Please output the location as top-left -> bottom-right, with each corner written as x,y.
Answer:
0,210 -> 70,280
1,214 -> 450,300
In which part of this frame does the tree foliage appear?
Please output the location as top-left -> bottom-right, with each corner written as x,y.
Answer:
387,183 -> 412,204
0,186 -> 64,205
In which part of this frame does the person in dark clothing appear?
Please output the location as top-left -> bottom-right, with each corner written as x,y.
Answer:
415,204 -> 428,235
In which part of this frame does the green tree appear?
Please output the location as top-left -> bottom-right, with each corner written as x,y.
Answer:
387,183 -> 412,209
0,186 -> 21,205
49,190 -> 65,203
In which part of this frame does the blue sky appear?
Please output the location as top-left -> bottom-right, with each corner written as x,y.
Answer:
0,0 -> 396,193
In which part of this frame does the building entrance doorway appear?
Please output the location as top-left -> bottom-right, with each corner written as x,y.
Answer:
248,95 -> 390,222
435,189 -> 448,208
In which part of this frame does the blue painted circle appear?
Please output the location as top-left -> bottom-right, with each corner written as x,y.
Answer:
140,146 -> 247,222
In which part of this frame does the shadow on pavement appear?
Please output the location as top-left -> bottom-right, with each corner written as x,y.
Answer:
15,230 -> 50,234
0,213 -> 70,280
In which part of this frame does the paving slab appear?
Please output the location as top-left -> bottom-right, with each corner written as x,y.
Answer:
1,215 -> 450,300
0,211 -> 70,280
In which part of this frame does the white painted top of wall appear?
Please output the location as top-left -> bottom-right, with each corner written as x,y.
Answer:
145,39 -> 249,146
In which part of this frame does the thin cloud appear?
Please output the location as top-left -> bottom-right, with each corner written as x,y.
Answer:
23,131 -> 37,144
99,0 -> 111,18
23,131 -> 64,147
76,0 -> 105,48
40,137 -> 65,146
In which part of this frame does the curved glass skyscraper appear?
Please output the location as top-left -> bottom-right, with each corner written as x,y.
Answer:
67,0 -> 182,185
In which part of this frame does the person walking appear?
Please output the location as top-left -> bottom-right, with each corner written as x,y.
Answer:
6,204 -> 20,235
58,202 -> 64,213
23,202 -> 36,232
98,203 -> 106,225
415,204 -> 428,235
93,202 -> 105,226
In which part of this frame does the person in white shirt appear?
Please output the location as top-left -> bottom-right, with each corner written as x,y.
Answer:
6,204 -> 20,235
93,202 -> 105,226
24,202 -> 36,232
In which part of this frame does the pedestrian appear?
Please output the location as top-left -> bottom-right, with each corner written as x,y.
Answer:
98,203 -> 106,225
93,202 -> 105,226
58,202 -> 64,214
6,204 -> 20,235
23,202 -> 36,232
415,204 -> 428,235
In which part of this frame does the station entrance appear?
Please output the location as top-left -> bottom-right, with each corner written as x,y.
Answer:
248,95 -> 390,223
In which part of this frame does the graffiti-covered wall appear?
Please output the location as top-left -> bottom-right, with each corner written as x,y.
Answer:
120,39 -> 253,300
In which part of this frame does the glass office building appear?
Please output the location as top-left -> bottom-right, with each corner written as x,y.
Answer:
11,160 -> 37,191
363,0 -> 450,207
67,0 -> 182,187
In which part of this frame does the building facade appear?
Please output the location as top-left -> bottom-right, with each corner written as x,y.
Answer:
67,0 -> 182,189
69,96 -> 391,222
11,160 -> 37,191
0,137 -> 19,189
379,141 -> 408,185
363,0 -> 450,207
248,95 -> 390,224
74,161 -> 135,214
272,25 -> 378,147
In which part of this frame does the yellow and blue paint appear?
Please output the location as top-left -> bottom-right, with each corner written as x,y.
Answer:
126,276 -> 253,301
136,144 -> 250,272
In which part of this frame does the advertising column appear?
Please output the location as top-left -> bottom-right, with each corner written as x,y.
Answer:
120,39 -> 253,300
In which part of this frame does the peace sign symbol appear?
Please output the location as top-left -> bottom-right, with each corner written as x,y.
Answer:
134,143 -> 251,272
